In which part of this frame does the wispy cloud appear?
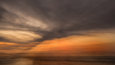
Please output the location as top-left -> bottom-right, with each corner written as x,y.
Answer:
0,30 -> 42,42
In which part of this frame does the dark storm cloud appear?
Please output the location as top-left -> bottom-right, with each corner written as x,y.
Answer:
0,0 -> 115,42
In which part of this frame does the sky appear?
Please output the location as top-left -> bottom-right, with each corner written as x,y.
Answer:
0,0 -> 115,56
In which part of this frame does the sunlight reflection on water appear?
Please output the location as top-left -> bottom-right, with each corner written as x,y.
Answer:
11,58 -> 33,65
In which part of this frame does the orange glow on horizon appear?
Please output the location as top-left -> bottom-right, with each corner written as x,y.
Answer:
29,34 -> 115,56
0,33 -> 115,56
0,42 -> 18,45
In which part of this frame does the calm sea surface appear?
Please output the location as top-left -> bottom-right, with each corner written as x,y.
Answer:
0,57 -> 115,65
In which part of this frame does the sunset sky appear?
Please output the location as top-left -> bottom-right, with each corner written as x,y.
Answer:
0,0 -> 115,56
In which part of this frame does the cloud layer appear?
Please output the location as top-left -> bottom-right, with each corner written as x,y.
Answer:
0,0 -> 115,53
